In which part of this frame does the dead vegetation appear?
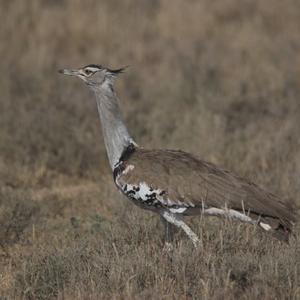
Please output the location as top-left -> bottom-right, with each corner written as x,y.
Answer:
0,0 -> 300,298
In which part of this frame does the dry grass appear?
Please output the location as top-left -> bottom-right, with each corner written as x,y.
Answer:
1,0 -> 300,298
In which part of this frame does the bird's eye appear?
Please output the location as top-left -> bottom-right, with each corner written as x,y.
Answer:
85,69 -> 92,75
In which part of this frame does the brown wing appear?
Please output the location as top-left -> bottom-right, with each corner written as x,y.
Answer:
118,148 -> 296,231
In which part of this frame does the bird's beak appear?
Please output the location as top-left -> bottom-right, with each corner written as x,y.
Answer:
58,68 -> 80,76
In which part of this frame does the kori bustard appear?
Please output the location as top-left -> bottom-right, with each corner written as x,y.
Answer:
59,64 -> 296,248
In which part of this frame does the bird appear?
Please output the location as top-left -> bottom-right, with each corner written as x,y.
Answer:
59,64 -> 297,248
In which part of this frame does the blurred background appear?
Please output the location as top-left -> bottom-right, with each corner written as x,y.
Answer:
1,0 -> 300,298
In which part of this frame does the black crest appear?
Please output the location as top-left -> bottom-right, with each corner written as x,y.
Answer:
84,64 -> 103,69
107,66 -> 129,75
83,64 -> 128,75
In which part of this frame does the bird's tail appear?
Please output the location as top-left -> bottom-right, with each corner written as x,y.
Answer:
271,224 -> 292,242
259,212 -> 296,243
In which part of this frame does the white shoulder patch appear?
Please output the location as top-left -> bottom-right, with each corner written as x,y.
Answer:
204,207 -> 254,223
123,164 -> 135,175
259,222 -> 272,231
169,207 -> 187,214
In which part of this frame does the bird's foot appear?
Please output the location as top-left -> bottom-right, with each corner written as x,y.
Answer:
163,241 -> 174,252
191,236 -> 202,249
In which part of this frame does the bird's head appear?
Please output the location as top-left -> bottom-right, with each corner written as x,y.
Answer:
59,64 -> 126,90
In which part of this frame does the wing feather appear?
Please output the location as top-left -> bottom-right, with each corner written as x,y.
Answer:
116,148 -> 296,230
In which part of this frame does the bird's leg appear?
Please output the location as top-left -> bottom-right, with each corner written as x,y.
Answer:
161,211 -> 201,249
160,216 -> 178,250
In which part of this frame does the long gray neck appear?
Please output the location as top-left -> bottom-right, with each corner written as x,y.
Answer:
93,85 -> 135,170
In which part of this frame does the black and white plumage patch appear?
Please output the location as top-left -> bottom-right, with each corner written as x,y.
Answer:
113,151 -> 273,230
114,163 -> 194,213
113,145 -> 196,213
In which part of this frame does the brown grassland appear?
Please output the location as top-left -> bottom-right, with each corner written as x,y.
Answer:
1,0 -> 300,299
